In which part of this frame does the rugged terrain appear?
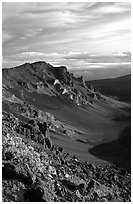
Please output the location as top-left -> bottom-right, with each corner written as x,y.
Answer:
2,61 -> 131,201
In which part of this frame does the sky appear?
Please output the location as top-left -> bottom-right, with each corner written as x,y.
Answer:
2,2 -> 131,76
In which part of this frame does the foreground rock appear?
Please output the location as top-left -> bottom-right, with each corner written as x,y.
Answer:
2,112 -> 131,202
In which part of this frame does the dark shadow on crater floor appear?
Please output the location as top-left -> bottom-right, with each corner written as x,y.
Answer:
89,125 -> 131,173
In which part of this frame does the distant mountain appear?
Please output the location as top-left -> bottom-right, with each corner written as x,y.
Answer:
2,61 -> 131,202
86,75 -> 131,102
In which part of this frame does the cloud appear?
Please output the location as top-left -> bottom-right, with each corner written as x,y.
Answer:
2,31 -> 14,42
2,51 -> 131,72
2,2 -> 131,73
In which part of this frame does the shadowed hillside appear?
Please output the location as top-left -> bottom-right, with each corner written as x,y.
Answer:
86,75 -> 131,102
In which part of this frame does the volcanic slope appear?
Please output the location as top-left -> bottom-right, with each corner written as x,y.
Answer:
2,61 -> 130,171
87,74 -> 131,102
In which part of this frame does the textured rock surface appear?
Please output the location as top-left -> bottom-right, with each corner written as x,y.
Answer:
2,112 -> 131,202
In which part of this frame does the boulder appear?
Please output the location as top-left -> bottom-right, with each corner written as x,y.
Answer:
49,166 -> 57,176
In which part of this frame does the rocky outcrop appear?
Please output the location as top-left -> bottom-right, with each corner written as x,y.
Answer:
3,61 -> 105,108
77,75 -> 86,88
2,115 -> 131,201
52,77 -> 93,106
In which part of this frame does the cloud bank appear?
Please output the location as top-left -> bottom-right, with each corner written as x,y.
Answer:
2,2 -> 131,72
